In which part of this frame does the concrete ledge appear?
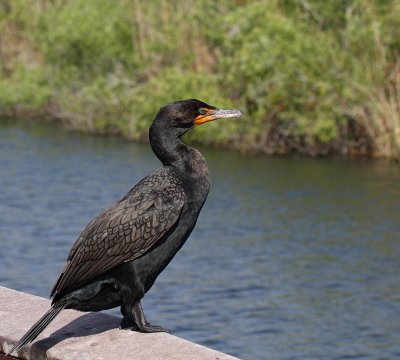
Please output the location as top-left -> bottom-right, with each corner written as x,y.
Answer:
0,286 -> 239,359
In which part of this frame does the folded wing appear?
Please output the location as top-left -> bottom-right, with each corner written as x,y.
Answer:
51,167 -> 186,298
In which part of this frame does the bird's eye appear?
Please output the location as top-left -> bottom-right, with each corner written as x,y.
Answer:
198,108 -> 207,115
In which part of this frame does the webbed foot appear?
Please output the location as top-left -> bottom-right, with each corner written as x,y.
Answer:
130,301 -> 171,334
137,323 -> 170,334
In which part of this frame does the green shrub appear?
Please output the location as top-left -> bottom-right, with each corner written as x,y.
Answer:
34,0 -> 135,75
0,66 -> 51,110
218,1 -> 345,148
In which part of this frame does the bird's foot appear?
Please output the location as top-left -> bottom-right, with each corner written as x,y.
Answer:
137,323 -> 171,334
119,317 -> 169,333
124,300 -> 171,333
119,317 -> 139,330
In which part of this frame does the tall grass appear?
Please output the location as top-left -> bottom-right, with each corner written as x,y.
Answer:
355,61 -> 400,160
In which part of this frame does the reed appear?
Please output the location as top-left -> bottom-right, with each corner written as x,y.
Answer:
355,61 -> 400,160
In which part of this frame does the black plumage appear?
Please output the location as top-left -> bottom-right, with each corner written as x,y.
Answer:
7,99 -> 243,356
51,167 -> 186,299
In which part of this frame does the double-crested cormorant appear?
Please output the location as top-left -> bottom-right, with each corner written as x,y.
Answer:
7,99 -> 243,355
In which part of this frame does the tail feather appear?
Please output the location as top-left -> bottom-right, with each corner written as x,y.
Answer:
6,304 -> 66,356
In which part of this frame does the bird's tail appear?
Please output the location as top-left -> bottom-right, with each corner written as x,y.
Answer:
5,304 -> 66,356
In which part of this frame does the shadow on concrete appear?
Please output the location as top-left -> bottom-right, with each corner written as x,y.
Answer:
30,312 -> 121,358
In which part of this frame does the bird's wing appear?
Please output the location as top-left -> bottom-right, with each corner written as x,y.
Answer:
51,167 -> 186,298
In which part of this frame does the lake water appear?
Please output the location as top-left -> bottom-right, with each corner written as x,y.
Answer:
1,120 -> 400,360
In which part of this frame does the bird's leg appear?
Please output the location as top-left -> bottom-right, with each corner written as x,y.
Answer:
119,304 -> 139,330
131,301 -> 170,333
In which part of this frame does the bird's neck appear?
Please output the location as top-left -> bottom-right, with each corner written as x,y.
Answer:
150,130 -> 210,181
150,129 -> 183,166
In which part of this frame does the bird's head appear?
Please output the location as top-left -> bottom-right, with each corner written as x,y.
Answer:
151,99 -> 243,137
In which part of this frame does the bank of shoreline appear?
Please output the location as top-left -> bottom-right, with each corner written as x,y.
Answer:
2,107 -> 398,162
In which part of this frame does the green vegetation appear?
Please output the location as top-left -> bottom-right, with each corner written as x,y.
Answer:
1,0 -> 399,159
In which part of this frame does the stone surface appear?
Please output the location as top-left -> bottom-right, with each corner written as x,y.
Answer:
0,286 -> 239,360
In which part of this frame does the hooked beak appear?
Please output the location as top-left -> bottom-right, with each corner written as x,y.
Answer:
194,108 -> 243,126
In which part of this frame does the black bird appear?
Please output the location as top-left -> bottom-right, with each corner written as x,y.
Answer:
7,99 -> 243,356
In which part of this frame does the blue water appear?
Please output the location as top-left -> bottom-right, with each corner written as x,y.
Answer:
1,120 -> 400,359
